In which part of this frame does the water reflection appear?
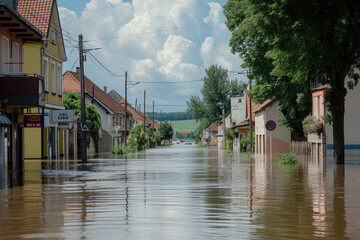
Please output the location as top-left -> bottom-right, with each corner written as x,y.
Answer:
0,146 -> 359,239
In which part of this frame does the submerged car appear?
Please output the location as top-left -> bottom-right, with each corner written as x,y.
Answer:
185,140 -> 192,145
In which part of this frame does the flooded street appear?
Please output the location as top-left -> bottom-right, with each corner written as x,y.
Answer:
1,144 -> 360,239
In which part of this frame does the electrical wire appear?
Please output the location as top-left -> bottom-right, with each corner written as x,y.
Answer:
86,20 -> 225,42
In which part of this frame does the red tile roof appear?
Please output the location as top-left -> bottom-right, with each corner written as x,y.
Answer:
63,70 -> 125,114
18,0 -> 53,37
206,123 -> 218,132
108,89 -> 158,128
253,99 -> 274,114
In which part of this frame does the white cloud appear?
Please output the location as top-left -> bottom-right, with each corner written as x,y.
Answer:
59,0 -> 242,111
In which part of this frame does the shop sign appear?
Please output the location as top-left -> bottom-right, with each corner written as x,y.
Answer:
52,110 -> 74,123
24,115 -> 44,127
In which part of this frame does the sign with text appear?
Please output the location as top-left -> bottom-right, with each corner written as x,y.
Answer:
24,115 -> 44,128
52,110 -> 74,123
179,131 -> 191,134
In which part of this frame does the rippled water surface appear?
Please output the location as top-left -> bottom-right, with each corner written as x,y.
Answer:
1,144 -> 360,239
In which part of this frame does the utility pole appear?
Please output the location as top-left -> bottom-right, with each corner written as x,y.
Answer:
221,104 -> 226,149
143,90 -> 146,132
79,34 -> 87,163
160,110 -> 162,127
248,70 -> 253,153
152,100 -> 155,133
124,71 -> 128,145
135,99 -> 137,111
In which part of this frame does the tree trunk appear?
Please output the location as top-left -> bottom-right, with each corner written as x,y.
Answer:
329,73 -> 345,164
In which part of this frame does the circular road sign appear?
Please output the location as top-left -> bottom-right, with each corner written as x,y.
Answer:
265,120 -> 276,131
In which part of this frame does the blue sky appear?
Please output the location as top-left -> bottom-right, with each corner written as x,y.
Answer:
57,0 -> 245,113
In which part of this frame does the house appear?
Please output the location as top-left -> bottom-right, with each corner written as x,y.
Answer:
311,82 -> 360,150
202,123 -> 218,146
217,113 -> 232,149
254,100 -> 291,153
108,89 -> 157,130
0,1 -> 43,170
230,94 -> 261,152
18,0 -> 67,159
63,69 -> 129,147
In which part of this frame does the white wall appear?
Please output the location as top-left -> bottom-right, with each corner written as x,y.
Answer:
326,82 -> 360,147
255,101 -> 291,153
231,95 -> 246,125
85,95 -> 111,130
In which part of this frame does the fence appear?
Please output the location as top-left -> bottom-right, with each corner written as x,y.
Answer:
291,141 -> 311,155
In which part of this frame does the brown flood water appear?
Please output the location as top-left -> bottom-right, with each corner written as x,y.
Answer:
0,144 -> 360,239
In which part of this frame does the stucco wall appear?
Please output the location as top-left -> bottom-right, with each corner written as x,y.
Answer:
231,95 -> 246,125
99,128 -> 113,153
255,101 -> 291,153
85,95 -> 110,130
326,82 -> 360,147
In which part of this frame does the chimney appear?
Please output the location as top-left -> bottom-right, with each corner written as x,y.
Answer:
104,86 -> 107,93
76,67 -> 80,75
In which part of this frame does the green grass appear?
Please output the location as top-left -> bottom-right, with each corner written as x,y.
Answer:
168,119 -> 199,132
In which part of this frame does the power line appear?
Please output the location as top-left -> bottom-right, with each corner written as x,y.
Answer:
87,20 -> 224,42
139,79 -> 203,84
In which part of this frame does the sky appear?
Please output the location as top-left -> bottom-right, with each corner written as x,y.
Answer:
57,0 -> 246,113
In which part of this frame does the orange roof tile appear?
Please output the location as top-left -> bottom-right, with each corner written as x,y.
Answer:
206,123 -> 218,132
63,70 -> 125,114
108,89 -> 158,128
18,0 -> 54,37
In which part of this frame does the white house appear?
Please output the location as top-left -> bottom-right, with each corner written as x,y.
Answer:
254,100 -> 291,153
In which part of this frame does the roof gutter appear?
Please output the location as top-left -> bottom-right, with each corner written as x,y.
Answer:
40,39 -> 48,77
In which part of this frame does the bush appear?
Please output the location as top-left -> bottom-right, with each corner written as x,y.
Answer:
197,141 -> 207,147
277,153 -> 298,165
241,131 -> 255,152
161,142 -> 172,146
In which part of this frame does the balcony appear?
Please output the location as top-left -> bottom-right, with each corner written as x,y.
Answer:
0,73 -> 45,107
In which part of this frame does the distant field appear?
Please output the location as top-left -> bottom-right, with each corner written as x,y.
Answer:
167,119 -> 199,132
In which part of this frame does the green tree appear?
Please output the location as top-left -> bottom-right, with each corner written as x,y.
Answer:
64,91 -> 102,152
186,65 -> 246,137
158,121 -> 174,141
224,0 -> 360,164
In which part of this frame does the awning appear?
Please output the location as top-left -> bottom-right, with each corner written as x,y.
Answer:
0,115 -> 11,126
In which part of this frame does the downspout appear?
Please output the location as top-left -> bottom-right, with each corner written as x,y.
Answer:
40,39 -> 48,159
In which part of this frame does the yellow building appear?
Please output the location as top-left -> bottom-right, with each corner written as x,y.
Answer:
18,0 -> 67,159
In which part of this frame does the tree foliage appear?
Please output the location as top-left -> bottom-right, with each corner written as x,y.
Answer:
186,65 -> 246,137
224,0 -> 360,163
64,91 -> 102,152
158,121 -> 174,141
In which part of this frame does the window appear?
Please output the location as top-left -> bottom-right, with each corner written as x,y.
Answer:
43,58 -> 48,91
51,61 -> 55,94
57,64 -> 62,95
12,42 -> 20,72
50,27 -> 56,45
2,36 -> 9,72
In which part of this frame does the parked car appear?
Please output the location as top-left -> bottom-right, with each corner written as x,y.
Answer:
177,140 -> 181,144
185,140 -> 192,145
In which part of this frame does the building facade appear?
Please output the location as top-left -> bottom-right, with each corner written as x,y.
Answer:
18,0 -> 67,159
0,1 -> 43,171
